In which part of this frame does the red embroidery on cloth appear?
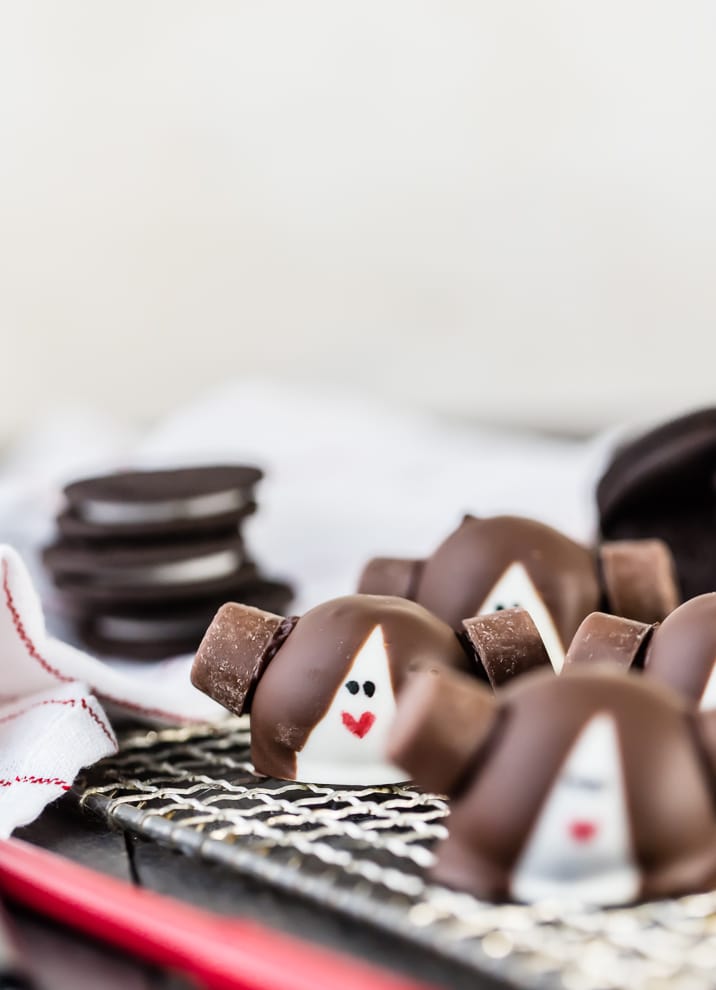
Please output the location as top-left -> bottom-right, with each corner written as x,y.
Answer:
0,697 -> 77,726
2,558 -> 198,726
0,695 -> 116,746
0,775 -> 70,790
80,697 -> 116,745
2,560 -> 72,683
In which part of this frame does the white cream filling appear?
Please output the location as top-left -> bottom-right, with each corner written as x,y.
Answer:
97,614 -> 207,642
94,549 -> 242,587
78,488 -> 247,525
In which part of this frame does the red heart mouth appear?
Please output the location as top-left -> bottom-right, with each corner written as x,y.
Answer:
341,711 -> 376,738
569,820 -> 597,843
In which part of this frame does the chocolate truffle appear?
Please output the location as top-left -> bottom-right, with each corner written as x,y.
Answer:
191,594 -> 472,785
389,666 -> 716,905
359,515 -> 679,674
598,407 -> 716,600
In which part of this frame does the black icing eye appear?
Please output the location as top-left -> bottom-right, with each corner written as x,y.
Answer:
494,604 -> 505,611
345,680 -> 360,695
513,602 -> 520,609
363,680 -> 376,698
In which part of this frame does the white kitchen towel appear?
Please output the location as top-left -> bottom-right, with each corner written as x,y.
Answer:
0,544 -> 224,836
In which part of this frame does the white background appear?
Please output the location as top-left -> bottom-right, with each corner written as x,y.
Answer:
1,2 -> 715,442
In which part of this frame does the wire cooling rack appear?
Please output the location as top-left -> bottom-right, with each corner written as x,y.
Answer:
75,719 -> 716,990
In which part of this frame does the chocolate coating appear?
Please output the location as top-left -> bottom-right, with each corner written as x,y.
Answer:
359,515 -> 679,673
191,603 -> 286,714
598,407 -> 716,600
390,666 -> 716,904
462,608 -> 551,687
192,594 -> 471,783
643,593 -> 716,707
599,539 -> 679,625
564,612 -> 655,671
566,594 -> 716,710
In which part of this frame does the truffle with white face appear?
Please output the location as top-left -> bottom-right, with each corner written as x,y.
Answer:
511,713 -> 639,904
191,594 -> 472,784
359,515 -> 679,677
389,666 -> 716,905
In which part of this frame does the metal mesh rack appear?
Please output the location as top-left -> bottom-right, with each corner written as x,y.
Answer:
75,719 -> 716,990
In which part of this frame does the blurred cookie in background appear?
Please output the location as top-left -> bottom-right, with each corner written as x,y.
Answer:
43,465 -> 293,660
598,408 -> 716,600
57,465 -> 261,540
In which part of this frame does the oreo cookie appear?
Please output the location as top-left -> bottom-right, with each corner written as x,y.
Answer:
44,464 -> 293,660
59,465 -> 262,540
76,580 -> 294,659
598,408 -> 716,599
44,534 -> 255,605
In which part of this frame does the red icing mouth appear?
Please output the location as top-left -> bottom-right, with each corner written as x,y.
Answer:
569,820 -> 598,843
341,711 -> 376,738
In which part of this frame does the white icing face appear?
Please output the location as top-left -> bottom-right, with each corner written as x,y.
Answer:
478,561 -> 565,673
510,713 -> 640,906
295,625 -> 406,785
701,661 -> 716,710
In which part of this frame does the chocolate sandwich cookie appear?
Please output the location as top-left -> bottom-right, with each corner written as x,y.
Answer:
44,463 -> 294,661
44,534 -> 257,606
59,465 -> 262,540
389,665 -> 716,905
598,407 -> 716,599
359,514 -> 679,675
79,580 -> 294,659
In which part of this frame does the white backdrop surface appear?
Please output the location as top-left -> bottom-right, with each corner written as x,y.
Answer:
1,2 -> 715,439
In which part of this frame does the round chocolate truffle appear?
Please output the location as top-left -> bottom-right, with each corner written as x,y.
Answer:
390,666 -> 716,905
360,515 -> 678,675
192,594 -> 471,784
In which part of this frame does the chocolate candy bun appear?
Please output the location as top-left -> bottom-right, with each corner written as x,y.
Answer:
598,408 -> 716,599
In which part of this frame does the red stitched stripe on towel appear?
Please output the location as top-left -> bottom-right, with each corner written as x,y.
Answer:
80,698 -> 116,746
0,775 -> 70,790
2,560 -> 72,683
2,558 -> 197,726
0,697 -> 77,726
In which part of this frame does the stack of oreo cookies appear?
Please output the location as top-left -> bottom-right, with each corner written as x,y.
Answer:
43,466 -> 293,660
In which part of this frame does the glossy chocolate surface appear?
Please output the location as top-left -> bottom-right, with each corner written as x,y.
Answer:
390,666 -> 716,904
359,515 -> 678,673
192,594 -> 471,783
